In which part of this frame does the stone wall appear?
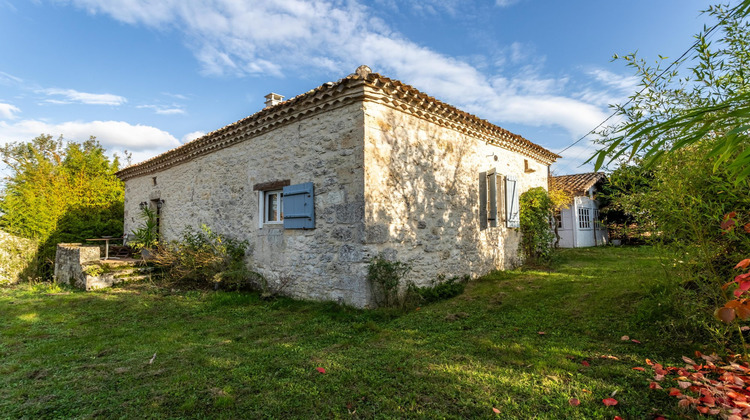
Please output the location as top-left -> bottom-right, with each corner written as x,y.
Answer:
54,243 -> 152,290
123,101 -> 371,306
362,99 -> 550,287
0,231 -> 37,284
54,243 -> 100,288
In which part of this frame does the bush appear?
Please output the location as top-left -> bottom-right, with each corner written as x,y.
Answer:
129,206 -> 158,251
519,187 -> 554,264
367,254 -> 411,308
409,274 -> 469,304
153,225 -> 263,291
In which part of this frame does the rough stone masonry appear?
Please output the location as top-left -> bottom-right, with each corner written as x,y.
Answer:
117,66 -> 558,307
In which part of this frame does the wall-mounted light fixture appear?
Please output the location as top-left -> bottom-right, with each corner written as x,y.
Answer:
156,199 -> 165,209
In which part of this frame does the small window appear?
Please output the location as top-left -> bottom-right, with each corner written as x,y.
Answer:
264,190 -> 283,224
578,208 -> 591,229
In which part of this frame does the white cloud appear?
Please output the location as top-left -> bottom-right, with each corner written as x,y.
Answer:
42,88 -> 127,106
0,119 -> 179,151
0,103 -> 20,120
496,0 -> 521,7
155,108 -> 185,115
181,131 -> 205,143
137,104 -> 186,115
588,68 -> 639,93
162,92 -> 189,100
60,0 -> 615,144
0,71 -> 23,85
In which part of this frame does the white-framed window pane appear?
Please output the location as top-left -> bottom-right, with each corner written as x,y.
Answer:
268,193 -> 278,221
264,190 -> 284,223
578,208 -> 590,229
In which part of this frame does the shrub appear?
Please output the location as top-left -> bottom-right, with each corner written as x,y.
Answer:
82,263 -> 104,277
409,274 -> 469,304
129,206 -> 158,251
367,254 -> 411,308
153,225 -> 263,291
519,187 -> 554,263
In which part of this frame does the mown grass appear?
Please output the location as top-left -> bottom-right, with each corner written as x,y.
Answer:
0,246 -> 710,418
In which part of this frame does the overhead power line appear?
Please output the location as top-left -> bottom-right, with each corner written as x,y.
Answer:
556,21 -> 722,157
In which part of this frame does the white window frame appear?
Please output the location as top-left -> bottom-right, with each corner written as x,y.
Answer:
578,207 -> 591,230
258,190 -> 284,227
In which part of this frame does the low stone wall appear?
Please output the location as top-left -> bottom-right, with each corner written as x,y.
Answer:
54,243 -> 152,290
54,243 -> 100,288
0,231 -> 37,285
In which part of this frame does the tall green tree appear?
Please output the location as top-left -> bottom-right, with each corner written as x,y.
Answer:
0,135 -> 124,279
590,2 -> 750,344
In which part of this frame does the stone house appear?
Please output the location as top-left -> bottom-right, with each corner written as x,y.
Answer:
550,172 -> 609,248
116,66 -> 559,307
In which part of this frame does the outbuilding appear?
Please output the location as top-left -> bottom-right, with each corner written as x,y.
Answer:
550,172 -> 609,248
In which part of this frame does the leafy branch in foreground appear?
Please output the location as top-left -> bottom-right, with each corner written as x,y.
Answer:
591,1 -> 750,183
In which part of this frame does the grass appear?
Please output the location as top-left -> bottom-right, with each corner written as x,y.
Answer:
0,246 -> 712,418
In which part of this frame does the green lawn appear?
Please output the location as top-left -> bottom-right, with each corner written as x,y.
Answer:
1,247 -> 705,418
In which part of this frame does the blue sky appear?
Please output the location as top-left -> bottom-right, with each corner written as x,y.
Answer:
0,0 -> 715,174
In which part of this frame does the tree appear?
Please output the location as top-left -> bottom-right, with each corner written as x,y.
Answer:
548,187 -> 571,248
0,135 -> 124,279
590,2 -> 750,345
596,163 -> 654,243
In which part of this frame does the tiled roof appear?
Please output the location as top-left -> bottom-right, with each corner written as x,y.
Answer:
550,172 -> 607,195
116,66 -> 559,181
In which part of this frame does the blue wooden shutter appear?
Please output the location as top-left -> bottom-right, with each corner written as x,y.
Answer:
505,176 -> 520,228
488,170 -> 498,227
479,172 -> 487,230
282,182 -> 315,229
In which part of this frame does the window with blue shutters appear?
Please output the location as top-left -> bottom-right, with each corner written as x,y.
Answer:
480,170 -> 511,230
282,182 -> 315,229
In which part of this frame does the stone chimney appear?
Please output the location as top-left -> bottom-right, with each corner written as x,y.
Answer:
264,92 -> 284,108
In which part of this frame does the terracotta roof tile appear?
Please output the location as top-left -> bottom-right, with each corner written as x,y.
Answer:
550,172 -> 607,195
116,66 -> 559,180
